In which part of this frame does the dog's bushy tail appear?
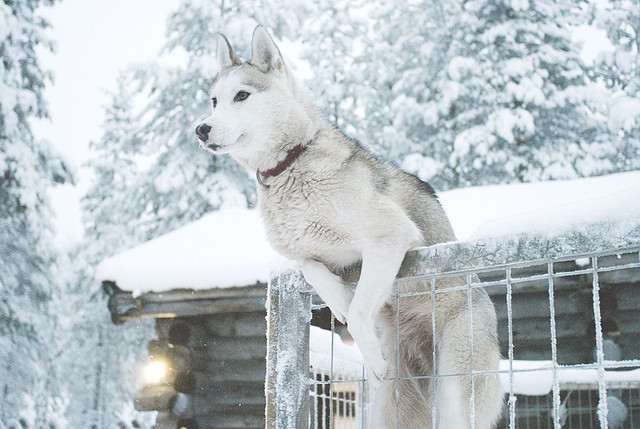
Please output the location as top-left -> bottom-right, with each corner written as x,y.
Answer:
370,284 -> 503,428
370,346 -> 433,427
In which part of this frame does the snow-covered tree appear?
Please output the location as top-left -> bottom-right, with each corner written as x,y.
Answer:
394,0 -> 607,189
83,75 -> 147,247
0,0 -> 72,426
295,1 -> 370,137
354,1 -> 455,163
53,276 -> 154,429
292,1 -> 606,189
54,76 -> 155,429
590,0 -> 640,172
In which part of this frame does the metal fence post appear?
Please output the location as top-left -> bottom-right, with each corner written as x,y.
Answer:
265,270 -> 311,429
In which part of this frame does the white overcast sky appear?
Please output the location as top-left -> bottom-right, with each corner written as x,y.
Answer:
37,0 -> 178,249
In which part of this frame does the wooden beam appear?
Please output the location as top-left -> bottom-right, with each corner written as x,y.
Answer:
105,283 -> 267,324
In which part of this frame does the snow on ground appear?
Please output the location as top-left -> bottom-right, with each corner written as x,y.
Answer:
96,171 -> 640,293
499,360 -> 640,396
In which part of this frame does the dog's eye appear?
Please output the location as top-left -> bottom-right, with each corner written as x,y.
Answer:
234,91 -> 250,102
211,97 -> 217,109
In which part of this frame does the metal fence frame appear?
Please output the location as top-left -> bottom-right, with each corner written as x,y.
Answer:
265,222 -> 640,429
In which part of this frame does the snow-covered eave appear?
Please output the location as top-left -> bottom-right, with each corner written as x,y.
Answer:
104,281 -> 267,325
96,208 -> 291,296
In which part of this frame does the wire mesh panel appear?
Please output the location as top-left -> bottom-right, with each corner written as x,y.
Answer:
266,227 -> 640,429
486,248 -> 640,429
308,324 -> 369,429
494,386 -> 640,429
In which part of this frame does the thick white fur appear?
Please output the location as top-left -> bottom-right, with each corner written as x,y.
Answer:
198,26 -> 504,428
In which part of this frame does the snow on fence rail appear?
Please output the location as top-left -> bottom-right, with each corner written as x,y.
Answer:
265,221 -> 640,429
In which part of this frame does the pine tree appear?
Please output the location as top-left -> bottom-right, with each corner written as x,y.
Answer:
363,0 -> 608,190
83,75 -> 147,247
590,0 -> 640,172
60,76 -> 155,429
295,1 -> 369,137
356,1 -> 456,163
0,0 -> 72,426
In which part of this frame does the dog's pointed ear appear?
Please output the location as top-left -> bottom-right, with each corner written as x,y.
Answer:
218,34 -> 242,70
250,25 -> 285,74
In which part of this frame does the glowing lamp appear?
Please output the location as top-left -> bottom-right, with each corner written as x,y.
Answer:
142,359 -> 169,384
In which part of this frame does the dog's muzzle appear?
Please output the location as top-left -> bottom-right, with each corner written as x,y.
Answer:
195,123 -> 212,142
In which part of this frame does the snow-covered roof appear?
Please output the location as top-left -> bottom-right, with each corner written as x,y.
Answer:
96,209 -> 293,293
439,170 -> 640,241
96,171 -> 640,293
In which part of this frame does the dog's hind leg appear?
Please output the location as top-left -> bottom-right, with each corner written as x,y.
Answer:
302,259 -> 353,323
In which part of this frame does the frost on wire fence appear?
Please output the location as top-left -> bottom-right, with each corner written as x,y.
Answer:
264,222 -> 640,429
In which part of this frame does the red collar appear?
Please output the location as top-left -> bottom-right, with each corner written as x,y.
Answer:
256,142 -> 309,188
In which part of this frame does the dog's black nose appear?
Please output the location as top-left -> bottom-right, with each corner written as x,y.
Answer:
195,123 -> 212,142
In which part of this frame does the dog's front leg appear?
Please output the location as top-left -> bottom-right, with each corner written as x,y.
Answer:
348,245 -> 407,388
302,259 -> 354,324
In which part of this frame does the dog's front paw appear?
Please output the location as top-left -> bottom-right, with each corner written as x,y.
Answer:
347,310 -> 389,390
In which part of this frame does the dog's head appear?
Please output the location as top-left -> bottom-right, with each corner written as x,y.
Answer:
195,26 -> 299,164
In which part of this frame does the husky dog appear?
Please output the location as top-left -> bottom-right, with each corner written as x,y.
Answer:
196,26 -> 503,428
